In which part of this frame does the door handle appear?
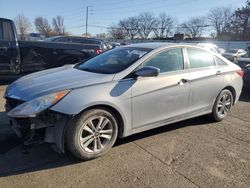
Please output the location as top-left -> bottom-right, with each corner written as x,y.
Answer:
178,78 -> 189,85
216,71 -> 222,75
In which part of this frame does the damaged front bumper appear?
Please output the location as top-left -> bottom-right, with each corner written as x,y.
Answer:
6,97 -> 70,153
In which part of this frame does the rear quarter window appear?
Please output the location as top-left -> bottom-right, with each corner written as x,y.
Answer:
187,48 -> 215,69
215,57 -> 228,66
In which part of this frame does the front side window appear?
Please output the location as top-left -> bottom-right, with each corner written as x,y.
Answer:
143,48 -> 184,73
76,47 -> 151,74
187,48 -> 215,69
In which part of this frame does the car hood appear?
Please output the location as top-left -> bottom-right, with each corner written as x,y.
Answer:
5,65 -> 115,101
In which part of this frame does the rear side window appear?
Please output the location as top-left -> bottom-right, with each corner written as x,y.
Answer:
144,48 -> 184,73
71,38 -> 84,43
85,39 -> 100,45
187,48 -> 215,68
55,37 -> 69,42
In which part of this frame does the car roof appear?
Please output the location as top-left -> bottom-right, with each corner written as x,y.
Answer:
125,42 -> 175,49
124,42 -> 200,50
60,36 -> 103,42
0,17 -> 12,22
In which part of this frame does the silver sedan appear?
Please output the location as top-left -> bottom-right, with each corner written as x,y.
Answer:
5,43 -> 243,160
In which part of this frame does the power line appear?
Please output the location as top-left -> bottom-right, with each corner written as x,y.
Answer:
93,0 -> 198,14
59,0 -> 198,22
63,0 -> 199,25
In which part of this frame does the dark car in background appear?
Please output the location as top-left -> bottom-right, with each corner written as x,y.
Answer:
0,18 -> 98,76
109,42 -> 121,48
222,49 -> 247,62
45,36 -> 109,54
237,58 -> 250,89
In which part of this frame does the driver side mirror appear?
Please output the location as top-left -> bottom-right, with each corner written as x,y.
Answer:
135,66 -> 160,77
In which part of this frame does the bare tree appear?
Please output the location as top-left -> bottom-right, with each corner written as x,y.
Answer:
153,13 -> 174,39
95,33 -> 107,39
119,17 -> 139,39
208,7 -> 233,39
231,1 -> 250,40
108,25 -> 126,39
52,16 -> 65,35
34,17 -> 52,37
181,17 -> 207,38
14,14 -> 31,40
137,12 -> 156,39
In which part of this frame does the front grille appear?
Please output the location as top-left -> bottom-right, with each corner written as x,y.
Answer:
5,97 -> 24,112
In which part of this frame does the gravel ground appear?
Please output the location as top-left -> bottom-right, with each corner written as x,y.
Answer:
0,83 -> 249,188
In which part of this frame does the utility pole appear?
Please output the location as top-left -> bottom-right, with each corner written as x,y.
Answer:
85,6 -> 92,37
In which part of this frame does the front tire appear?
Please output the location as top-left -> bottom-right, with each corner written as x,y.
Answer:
66,108 -> 118,160
211,89 -> 233,122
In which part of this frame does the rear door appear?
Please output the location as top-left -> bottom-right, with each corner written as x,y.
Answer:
0,20 -> 20,74
185,47 -> 224,114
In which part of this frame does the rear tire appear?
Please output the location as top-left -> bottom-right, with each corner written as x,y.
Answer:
211,89 -> 233,122
66,108 -> 118,160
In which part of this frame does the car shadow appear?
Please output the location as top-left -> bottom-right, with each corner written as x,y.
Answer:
0,113 -> 214,178
0,76 -> 22,85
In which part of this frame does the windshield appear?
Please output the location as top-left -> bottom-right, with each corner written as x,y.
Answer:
76,47 -> 151,74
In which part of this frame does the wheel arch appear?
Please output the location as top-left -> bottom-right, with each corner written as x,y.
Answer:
221,86 -> 236,104
74,104 -> 125,138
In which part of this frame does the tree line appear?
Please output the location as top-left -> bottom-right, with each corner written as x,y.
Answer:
13,0 -> 250,41
108,1 -> 250,40
14,15 -> 66,40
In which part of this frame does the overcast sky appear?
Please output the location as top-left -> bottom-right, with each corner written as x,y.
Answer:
0,0 -> 247,36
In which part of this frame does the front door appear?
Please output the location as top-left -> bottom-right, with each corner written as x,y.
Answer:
132,48 -> 190,129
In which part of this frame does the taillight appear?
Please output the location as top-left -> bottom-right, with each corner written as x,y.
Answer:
236,70 -> 244,78
96,49 -> 103,54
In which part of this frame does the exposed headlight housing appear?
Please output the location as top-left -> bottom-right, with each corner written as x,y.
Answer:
7,90 -> 70,118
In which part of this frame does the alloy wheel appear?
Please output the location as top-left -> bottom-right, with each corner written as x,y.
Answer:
78,116 -> 113,153
217,93 -> 232,118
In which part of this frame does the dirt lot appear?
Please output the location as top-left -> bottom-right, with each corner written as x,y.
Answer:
0,82 -> 249,188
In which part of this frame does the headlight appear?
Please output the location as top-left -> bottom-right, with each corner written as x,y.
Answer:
7,90 -> 70,118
